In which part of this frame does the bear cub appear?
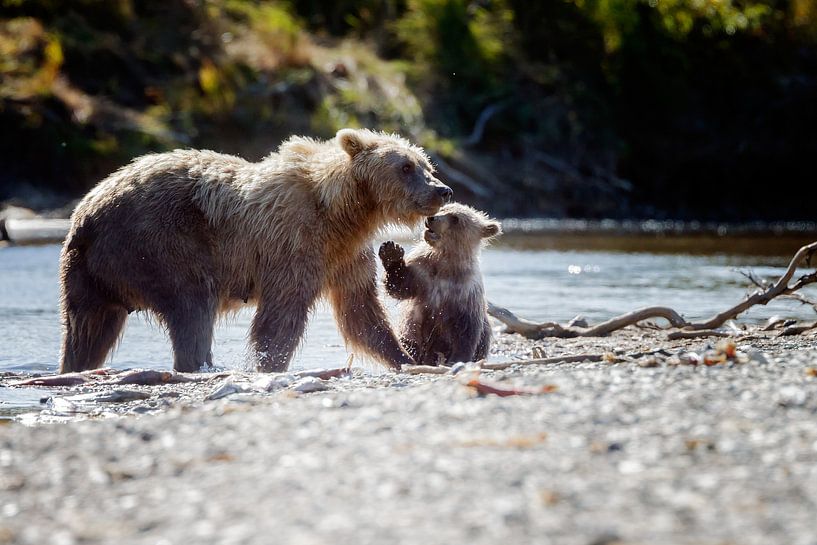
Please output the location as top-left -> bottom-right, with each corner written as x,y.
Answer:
379,203 -> 501,365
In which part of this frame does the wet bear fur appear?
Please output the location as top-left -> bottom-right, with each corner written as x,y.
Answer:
379,203 -> 501,365
59,129 -> 452,373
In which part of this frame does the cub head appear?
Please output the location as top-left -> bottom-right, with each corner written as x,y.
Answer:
423,203 -> 501,253
337,128 -> 452,225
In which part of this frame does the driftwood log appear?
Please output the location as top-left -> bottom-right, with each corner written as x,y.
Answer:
489,241 -> 817,340
1,218 -> 71,245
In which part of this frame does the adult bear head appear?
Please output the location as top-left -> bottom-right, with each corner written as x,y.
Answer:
336,128 -> 453,225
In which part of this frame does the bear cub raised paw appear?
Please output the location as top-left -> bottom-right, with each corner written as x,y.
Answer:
379,203 -> 501,365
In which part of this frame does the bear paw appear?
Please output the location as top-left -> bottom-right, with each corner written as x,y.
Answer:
379,241 -> 405,265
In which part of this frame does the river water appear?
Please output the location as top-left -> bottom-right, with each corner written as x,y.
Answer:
2,234 -> 816,376
2,234 -> 816,416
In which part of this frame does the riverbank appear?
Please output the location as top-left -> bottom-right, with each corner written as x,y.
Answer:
4,202 -> 817,254
2,328 -> 817,544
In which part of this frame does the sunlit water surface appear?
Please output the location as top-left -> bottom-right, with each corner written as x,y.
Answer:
2,238 -> 816,413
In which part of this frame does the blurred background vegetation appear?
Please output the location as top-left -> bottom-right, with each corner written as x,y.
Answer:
1,0 -> 815,219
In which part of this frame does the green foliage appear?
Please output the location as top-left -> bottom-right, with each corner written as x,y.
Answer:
0,18 -> 62,99
1,0 -> 816,218
293,0 -> 403,37
391,0 -> 516,137
570,0 -> 778,52
394,0 -> 513,87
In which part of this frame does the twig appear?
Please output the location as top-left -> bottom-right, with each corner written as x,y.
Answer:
462,102 -> 506,147
487,302 -> 688,339
780,292 -> 817,313
737,269 -> 768,289
778,321 -> 817,336
488,241 -> 817,340
738,268 -> 817,313
466,377 -> 557,397
686,241 -> 817,330
666,330 -> 730,340
429,152 -> 493,198
402,365 -> 450,375
533,151 -> 583,180
480,353 -> 604,371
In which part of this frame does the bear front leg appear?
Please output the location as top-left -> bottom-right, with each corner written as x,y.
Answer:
330,284 -> 414,370
379,241 -> 422,300
251,280 -> 320,372
329,251 -> 415,370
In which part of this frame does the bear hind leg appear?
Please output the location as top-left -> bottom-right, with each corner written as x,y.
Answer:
60,266 -> 128,373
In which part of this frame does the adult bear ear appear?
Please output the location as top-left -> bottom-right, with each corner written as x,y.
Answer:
337,129 -> 373,158
482,222 -> 502,239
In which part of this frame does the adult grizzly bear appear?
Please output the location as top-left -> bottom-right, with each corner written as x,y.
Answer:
379,203 -> 501,365
59,129 -> 452,373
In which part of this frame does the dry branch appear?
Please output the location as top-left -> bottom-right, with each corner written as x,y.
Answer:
480,353 -> 604,371
428,152 -> 493,198
402,365 -> 450,375
489,241 -> 817,340
462,102 -> 505,148
487,303 -> 688,339
778,321 -> 817,336
740,270 -> 817,314
666,330 -> 729,340
686,241 -> 817,330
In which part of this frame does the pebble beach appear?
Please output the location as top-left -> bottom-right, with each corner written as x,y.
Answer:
2,328 -> 817,545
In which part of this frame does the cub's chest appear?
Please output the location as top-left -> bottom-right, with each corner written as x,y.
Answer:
423,270 -> 482,308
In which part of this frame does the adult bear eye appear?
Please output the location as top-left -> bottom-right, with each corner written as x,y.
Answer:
451,216 -> 459,225
402,163 -> 413,174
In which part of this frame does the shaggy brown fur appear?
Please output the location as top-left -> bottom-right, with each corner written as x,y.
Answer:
379,203 -> 501,365
59,128 -> 452,373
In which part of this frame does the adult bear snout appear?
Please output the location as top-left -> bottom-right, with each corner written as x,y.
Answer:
436,185 -> 453,203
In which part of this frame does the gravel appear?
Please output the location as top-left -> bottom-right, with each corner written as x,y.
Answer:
1,329 -> 817,545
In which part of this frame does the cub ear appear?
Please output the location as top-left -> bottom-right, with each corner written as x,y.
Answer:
337,129 -> 372,158
481,222 -> 502,239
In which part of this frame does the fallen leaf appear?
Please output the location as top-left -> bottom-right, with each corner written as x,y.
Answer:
457,432 -> 548,449
466,378 -> 557,397
206,452 -> 235,463
715,339 -> 737,358
602,352 -> 618,363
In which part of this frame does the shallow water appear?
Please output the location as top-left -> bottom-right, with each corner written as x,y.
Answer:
2,237 -> 816,379
2,236 -> 817,416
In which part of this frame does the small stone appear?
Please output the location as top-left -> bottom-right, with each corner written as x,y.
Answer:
252,374 -> 294,392
291,377 -> 330,394
777,386 -> 808,407
449,362 -> 466,375
568,315 -> 589,328
745,350 -> 769,365
638,356 -> 659,367
206,380 -> 250,401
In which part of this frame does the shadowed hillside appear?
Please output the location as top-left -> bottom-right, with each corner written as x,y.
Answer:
1,0 -> 816,220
